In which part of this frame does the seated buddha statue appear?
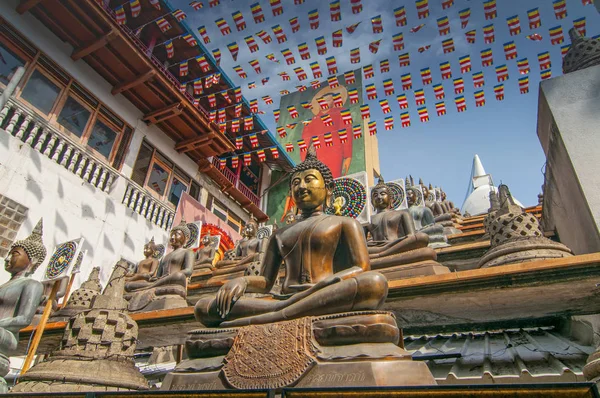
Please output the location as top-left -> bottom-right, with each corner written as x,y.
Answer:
0,219 -> 46,391
125,220 -> 194,312
126,238 -> 159,282
194,233 -> 218,271
406,186 -> 449,248
421,183 -> 461,235
440,190 -> 461,216
195,146 -> 387,327
212,219 -> 266,277
365,177 -> 441,272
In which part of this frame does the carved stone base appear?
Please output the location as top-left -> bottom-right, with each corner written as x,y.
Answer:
162,312 -> 436,390
190,268 -> 213,283
377,260 -> 450,280
204,270 -> 246,285
126,285 -> 188,313
478,237 -> 573,268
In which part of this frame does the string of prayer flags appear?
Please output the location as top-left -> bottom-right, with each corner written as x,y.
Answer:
518,76 -> 529,94
266,53 -> 279,63
506,15 -> 521,36
344,71 -> 356,85
227,42 -> 239,61
455,96 -> 467,112
383,79 -> 395,96
414,89 -> 425,105
368,121 -> 377,135
418,45 -> 431,53
341,109 -> 353,124
193,80 -> 203,95
397,93 -> 409,109
289,17 -> 300,33
245,36 -> 259,53
270,0 -> 283,16
420,68 -> 432,85
436,101 -> 446,116
496,64 -> 509,82
243,153 -> 251,166
483,0 -> 497,20
157,18 -> 171,33
360,104 -> 370,119
190,1 -> 203,11
538,52 -> 551,70
346,22 -> 360,34
401,113 -> 411,127
438,16 -> 450,36
517,58 -> 530,74
270,147 -> 279,160
115,6 -> 126,25
310,62 -> 322,78
311,136 -> 321,149
273,109 -> 280,122
459,8 -> 471,28
196,56 -> 211,72
149,0 -> 160,10
179,61 -> 188,76
272,25 -> 287,43
371,15 -> 383,33
309,9 -> 320,29
433,84 -> 445,99
235,137 -> 243,150
315,36 -> 327,55
282,48 -> 295,65
442,0 -> 454,9
573,17 -> 586,36
459,55 -> 472,73
417,106 -> 429,123
249,59 -> 261,73
286,143 -> 294,152
298,140 -> 307,152
251,3 -> 265,23
369,40 -> 382,54
549,26 -> 564,45
215,18 -> 231,35
527,8 -> 541,29
317,97 -> 329,109
330,0 -> 341,21
164,40 -> 174,58
553,0 -> 567,20
249,99 -> 258,113
483,24 -> 495,43
348,88 -> 359,103
207,94 -> 216,108
416,0 -> 430,19
440,61 -> 452,79
332,30 -> 343,47
494,84 -> 504,100
231,119 -> 240,133
401,73 -> 412,90
454,77 -> 465,94
399,53 -> 410,67
410,23 -> 426,33
379,99 -> 391,113
394,7 -> 407,26
183,34 -> 197,47
130,0 -> 141,18
257,30 -> 272,44
504,41 -> 517,60
179,83 -> 186,94
209,0 -> 220,7
393,33 -> 404,51
561,44 -> 570,58
231,156 -> 238,169
262,95 -> 273,104
277,127 -> 286,137
466,30 -> 476,44
339,129 -> 348,143
473,71 -> 484,88
474,90 -> 485,107
384,116 -> 394,130
541,68 -> 552,80
326,56 -> 337,75
172,9 -> 186,22
294,67 -> 307,80
232,11 -> 246,31
323,133 -> 334,147
527,33 -> 543,41
287,105 -> 299,119
256,149 -> 266,162
279,71 -> 291,81
442,38 -> 455,53
366,84 -> 378,100
298,43 -> 311,60
328,75 -> 339,89
351,0 -> 362,14
481,49 -> 493,67
376,60 -> 388,74
198,26 -> 210,43
244,116 -> 253,130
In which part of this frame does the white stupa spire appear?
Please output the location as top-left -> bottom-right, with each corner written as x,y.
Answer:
472,154 -> 486,177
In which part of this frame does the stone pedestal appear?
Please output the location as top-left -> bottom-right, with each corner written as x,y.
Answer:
377,260 -> 450,280
162,311 -> 436,391
125,284 -> 188,313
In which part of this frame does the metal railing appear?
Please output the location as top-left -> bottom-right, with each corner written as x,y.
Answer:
211,158 -> 260,207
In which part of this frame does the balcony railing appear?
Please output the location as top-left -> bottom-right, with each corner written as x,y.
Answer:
211,157 -> 260,208
0,98 -> 118,192
122,183 -> 174,230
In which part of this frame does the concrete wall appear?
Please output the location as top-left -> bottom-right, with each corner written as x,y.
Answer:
537,65 -> 600,254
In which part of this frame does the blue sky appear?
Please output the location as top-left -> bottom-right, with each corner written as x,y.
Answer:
172,0 -> 598,207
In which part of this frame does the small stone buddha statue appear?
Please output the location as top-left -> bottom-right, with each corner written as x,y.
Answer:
194,233 -> 218,271
421,182 -> 461,235
406,186 -> 449,248
125,220 -> 195,312
365,177 -> 443,273
0,219 -> 46,391
440,190 -> 461,216
212,219 -> 266,277
126,238 -> 159,282
194,145 -> 388,327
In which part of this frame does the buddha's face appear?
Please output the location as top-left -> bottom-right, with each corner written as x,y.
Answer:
407,188 -> 417,206
170,230 -> 187,248
441,192 -> 447,201
143,243 -> 155,258
421,185 -> 429,198
201,235 -> 211,246
5,247 -> 31,275
242,222 -> 257,238
371,186 -> 391,210
291,169 -> 330,212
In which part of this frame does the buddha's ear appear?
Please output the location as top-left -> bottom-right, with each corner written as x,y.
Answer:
325,182 -> 334,208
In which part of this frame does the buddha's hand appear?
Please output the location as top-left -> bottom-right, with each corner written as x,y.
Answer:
216,278 -> 248,318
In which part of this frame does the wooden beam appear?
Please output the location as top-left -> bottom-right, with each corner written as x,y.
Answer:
111,70 -> 155,95
174,135 -> 211,153
71,30 -> 117,61
16,0 -> 42,14
142,102 -> 183,125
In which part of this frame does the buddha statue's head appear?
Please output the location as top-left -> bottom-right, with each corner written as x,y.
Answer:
5,219 -> 47,277
143,237 -> 157,258
371,177 -> 392,212
289,144 -> 334,214
284,211 -> 296,225
406,187 -> 417,207
420,180 -> 430,201
242,219 -> 258,238
170,219 -> 191,249
201,233 -> 212,247
441,191 -> 447,201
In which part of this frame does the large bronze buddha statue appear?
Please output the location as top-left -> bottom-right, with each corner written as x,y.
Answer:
364,178 -> 447,277
406,186 -> 449,248
125,220 -> 194,312
195,147 -> 387,328
0,219 -> 46,391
